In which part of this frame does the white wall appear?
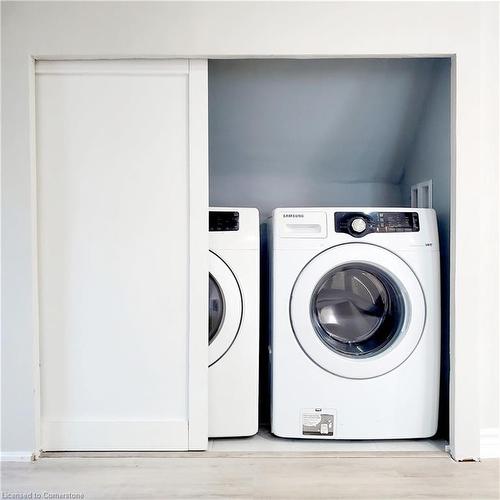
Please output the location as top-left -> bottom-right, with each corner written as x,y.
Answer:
478,4 -> 500,435
1,1 -> 497,459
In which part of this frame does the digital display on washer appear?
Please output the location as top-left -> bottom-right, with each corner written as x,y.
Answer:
209,211 -> 239,232
335,211 -> 419,237
381,212 -> 419,230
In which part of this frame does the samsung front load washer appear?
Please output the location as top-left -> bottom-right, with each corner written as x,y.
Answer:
209,208 -> 259,437
270,208 -> 440,439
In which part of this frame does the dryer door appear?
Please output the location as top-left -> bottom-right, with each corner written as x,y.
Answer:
209,250 -> 243,366
290,243 -> 426,379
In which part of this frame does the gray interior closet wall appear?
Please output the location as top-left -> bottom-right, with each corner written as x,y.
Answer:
210,59 -> 441,214
209,58 -> 451,437
401,59 -> 451,437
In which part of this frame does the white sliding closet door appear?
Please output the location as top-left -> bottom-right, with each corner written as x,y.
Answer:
36,60 -> 208,451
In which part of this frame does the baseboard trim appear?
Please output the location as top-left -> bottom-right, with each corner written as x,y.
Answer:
1,451 -> 35,462
480,427 -> 500,458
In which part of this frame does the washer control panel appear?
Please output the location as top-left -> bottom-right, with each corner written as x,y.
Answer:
335,211 -> 420,237
209,211 -> 239,232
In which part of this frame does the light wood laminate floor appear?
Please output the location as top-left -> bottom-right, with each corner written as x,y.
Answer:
2,455 -> 499,499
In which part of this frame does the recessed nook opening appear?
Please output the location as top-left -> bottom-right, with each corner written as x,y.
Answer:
209,58 -> 451,447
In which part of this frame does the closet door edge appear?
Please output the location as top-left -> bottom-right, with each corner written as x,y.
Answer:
187,59 -> 209,451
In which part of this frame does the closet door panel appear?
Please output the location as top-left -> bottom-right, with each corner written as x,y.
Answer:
36,60 -> 208,451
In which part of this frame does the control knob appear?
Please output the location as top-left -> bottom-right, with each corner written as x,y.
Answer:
351,217 -> 367,234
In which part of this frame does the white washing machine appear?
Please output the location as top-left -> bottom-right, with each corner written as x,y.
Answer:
209,207 -> 260,437
270,207 -> 440,439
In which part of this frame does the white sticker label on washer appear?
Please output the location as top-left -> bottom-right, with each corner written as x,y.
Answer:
302,408 -> 336,436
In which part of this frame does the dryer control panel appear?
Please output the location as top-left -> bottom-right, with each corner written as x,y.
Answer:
335,211 -> 420,238
210,211 -> 239,232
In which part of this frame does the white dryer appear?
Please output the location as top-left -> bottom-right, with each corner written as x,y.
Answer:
209,208 -> 259,437
270,207 -> 440,439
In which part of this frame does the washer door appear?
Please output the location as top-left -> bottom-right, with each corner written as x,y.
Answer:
290,243 -> 426,379
209,250 -> 243,366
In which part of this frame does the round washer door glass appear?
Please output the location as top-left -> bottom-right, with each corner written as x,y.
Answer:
311,264 -> 404,357
290,243 -> 426,379
209,274 -> 225,344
